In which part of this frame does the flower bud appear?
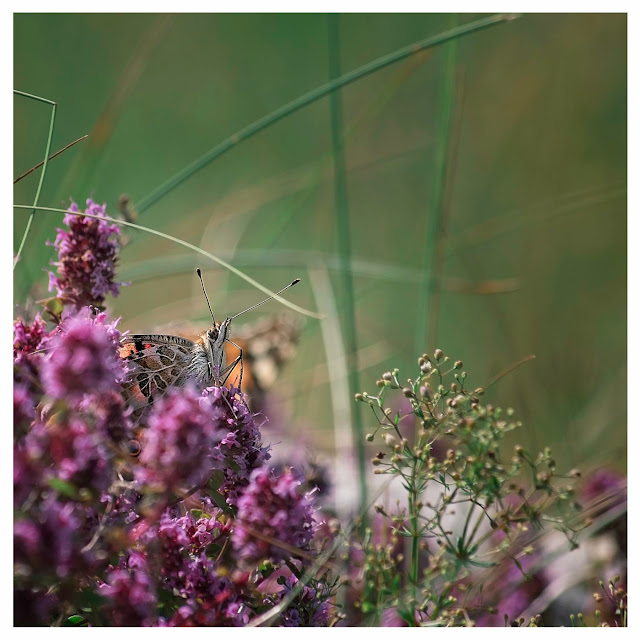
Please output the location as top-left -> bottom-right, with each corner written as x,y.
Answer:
434,349 -> 444,360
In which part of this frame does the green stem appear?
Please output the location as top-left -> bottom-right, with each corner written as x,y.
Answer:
328,14 -> 367,517
13,91 -> 57,270
414,15 -> 459,354
409,457 -> 422,587
134,14 -> 517,214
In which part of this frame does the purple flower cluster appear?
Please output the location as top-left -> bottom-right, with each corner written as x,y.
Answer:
174,509 -> 230,554
100,555 -> 156,626
274,575 -> 332,627
48,198 -> 123,309
15,204 -> 335,627
233,467 -> 317,564
13,314 -> 47,361
14,497 -> 97,582
144,510 -> 248,626
201,385 -> 271,505
41,310 -> 127,404
135,387 -> 225,494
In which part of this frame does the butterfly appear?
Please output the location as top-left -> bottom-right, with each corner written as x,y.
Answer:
119,271 -> 300,434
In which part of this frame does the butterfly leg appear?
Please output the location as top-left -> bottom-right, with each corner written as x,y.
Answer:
223,338 -> 244,392
220,355 -> 241,388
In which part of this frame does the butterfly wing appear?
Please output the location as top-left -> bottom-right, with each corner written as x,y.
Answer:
229,314 -> 301,395
119,334 -> 195,427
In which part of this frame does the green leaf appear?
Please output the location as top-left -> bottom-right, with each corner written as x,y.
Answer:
48,477 -> 79,498
208,486 -> 233,514
208,470 -> 225,491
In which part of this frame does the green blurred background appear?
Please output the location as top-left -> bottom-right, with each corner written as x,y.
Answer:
14,13 -> 626,481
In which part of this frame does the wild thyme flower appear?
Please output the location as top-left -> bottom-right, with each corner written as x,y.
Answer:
33,414 -> 113,495
135,387 -> 224,494
233,467 -> 316,564
100,563 -> 156,626
13,314 -> 47,361
272,575 -> 333,627
174,509 -> 230,554
14,496 -> 96,581
48,198 -> 122,309
200,385 -> 270,505
14,384 -> 35,437
41,310 -> 127,404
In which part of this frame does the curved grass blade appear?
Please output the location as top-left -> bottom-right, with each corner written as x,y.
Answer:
13,91 -> 57,270
134,14 -> 519,214
13,204 -> 323,319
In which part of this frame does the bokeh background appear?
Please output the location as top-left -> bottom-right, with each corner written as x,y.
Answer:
14,13 -> 626,508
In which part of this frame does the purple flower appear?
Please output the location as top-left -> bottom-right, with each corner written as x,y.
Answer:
172,509 -> 230,554
100,557 -> 156,626
41,310 -> 127,404
233,467 -> 316,564
267,575 -> 333,627
14,497 -> 95,581
41,414 -> 113,494
48,198 -> 123,309
135,387 -> 224,494
82,390 -> 133,445
581,468 -> 627,509
14,384 -> 35,436
141,510 -> 247,626
14,314 -> 47,361
200,385 -> 270,505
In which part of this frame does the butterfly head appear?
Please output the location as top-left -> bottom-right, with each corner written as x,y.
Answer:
205,317 -> 232,348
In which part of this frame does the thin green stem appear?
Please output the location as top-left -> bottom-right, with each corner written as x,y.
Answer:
13,92 -> 57,270
409,456 -> 424,587
13,90 -> 56,105
13,204 -> 322,319
414,15 -> 459,354
134,14 -> 518,214
328,14 -> 367,516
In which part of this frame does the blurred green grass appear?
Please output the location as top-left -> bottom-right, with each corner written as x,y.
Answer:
14,13 -> 626,476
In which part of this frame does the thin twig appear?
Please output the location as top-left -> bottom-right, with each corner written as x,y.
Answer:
483,354 -> 537,391
13,134 -> 88,184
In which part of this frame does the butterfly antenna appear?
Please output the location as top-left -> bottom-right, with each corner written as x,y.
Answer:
196,268 -> 216,325
231,279 -> 300,320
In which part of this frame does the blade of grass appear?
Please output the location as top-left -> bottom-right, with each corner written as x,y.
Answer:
13,204 -> 323,319
427,65 -> 466,346
14,134 -> 88,184
413,15 -> 458,355
13,91 -> 57,270
134,13 -> 518,214
308,265 -> 360,523
328,13 -> 367,516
